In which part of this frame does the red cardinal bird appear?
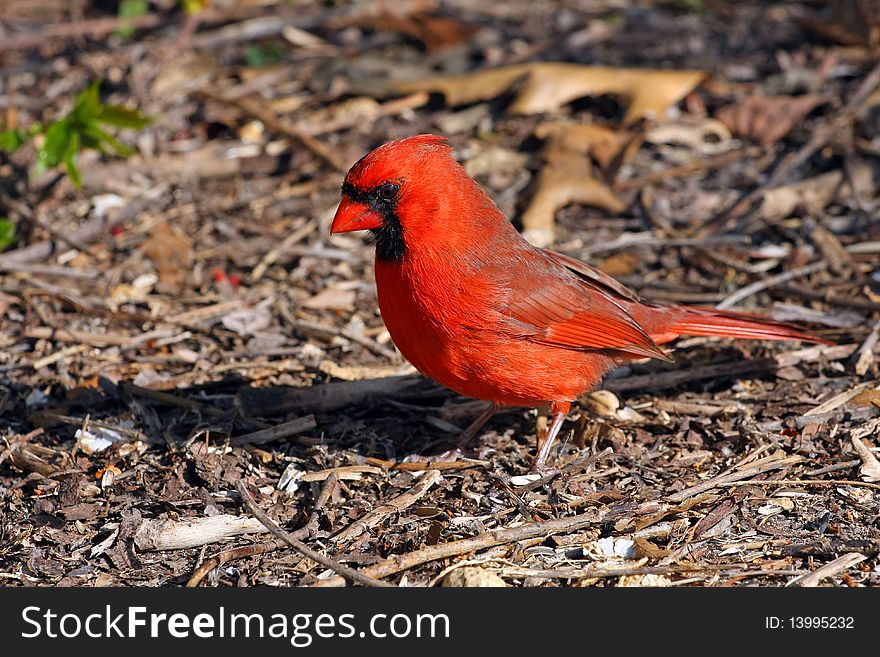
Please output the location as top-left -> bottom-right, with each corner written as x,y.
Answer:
331,134 -> 826,472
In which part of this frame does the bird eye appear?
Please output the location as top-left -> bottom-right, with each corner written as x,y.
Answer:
378,182 -> 399,201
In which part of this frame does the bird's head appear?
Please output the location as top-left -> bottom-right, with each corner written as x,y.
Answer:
331,134 -> 482,262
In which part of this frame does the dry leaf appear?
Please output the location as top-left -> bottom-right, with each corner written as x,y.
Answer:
395,62 -> 707,125
464,145 -> 528,177
442,567 -> 506,587
758,160 -> 878,221
221,298 -> 274,337
851,434 -> 880,483
535,122 -> 642,173
716,95 -> 824,148
644,117 -> 732,152
521,123 -> 628,246
340,6 -> 480,51
301,285 -> 357,311
596,252 -> 640,277
141,218 -> 193,294
852,389 -> 880,408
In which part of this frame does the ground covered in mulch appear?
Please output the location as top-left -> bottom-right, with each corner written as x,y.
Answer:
1,0 -> 879,587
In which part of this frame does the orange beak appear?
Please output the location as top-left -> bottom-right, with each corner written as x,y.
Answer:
330,197 -> 383,234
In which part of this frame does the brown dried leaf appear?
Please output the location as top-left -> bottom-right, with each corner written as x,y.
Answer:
596,251 -> 640,277
395,63 -> 707,125
852,389 -> 880,408
141,218 -> 193,294
758,160 -> 879,221
715,95 -> 824,148
535,122 -> 642,173
521,124 -> 628,245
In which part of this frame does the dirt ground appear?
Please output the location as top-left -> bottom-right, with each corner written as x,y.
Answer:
1,0 -> 879,588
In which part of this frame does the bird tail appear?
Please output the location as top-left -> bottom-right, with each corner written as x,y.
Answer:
635,304 -> 832,346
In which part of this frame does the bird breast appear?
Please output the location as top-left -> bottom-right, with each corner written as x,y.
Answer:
373,256 -> 613,406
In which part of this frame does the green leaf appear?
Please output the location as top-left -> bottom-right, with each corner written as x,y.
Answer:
38,119 -> 73,168
117,0 -> 149,39
0,129 -> 28,153
244,43 -> 284,68
62,131 -> 82,188
0,218 -> 15,252
97,104 -> 151,129
71,81 -> 102,122
82,122 -> 134,157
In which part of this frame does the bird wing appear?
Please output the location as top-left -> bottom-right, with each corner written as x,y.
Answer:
500,249 -> 668,360
542,248 -> 643,304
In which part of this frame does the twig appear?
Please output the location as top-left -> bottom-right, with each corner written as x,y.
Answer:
185,541 -> 283,587
614,148 -> 757,192
853,317 -> 880,376
0,214 -> 114,267
0,13 -> 167,53
390,460 -> 489,471
701,60 -> 880,234
0,262 -> 98,280
282,315 -> 400,362
494,562 -> 758,581
515,447 -> 614,493
197,90 -> 347,172
803,382 -> 876,416
250,219 -> 317,282
714,479 -> 880,492
716,261 -> 827,309
779,283 -> 880,313
133,514 -> 269,551
187,473 -> 339,587
313,508 -> 605,587
227,415 -> 317,447
121,382 -> 232,419
331,470 -> 442,544
666,454 -> 804,503
769,61 -> 880,189
236,374 -> 432,416
301,465 -> 384,481
235,480 -> 391,587
490,476 -> 540,524
785,553 -> 867,587
0,4 -> 291,53
757,406 -> 879,432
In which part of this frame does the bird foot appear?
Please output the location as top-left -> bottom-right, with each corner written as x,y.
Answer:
527,461 -> 558,476
403,447 -> 478,464
431,447 -> 479,462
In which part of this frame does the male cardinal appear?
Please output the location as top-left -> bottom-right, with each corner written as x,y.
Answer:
330,134 -> 825,472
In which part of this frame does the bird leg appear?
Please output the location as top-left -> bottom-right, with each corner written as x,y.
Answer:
529,401 -> 571,473
433,401 -> 498,460
458,401 -> 499,446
